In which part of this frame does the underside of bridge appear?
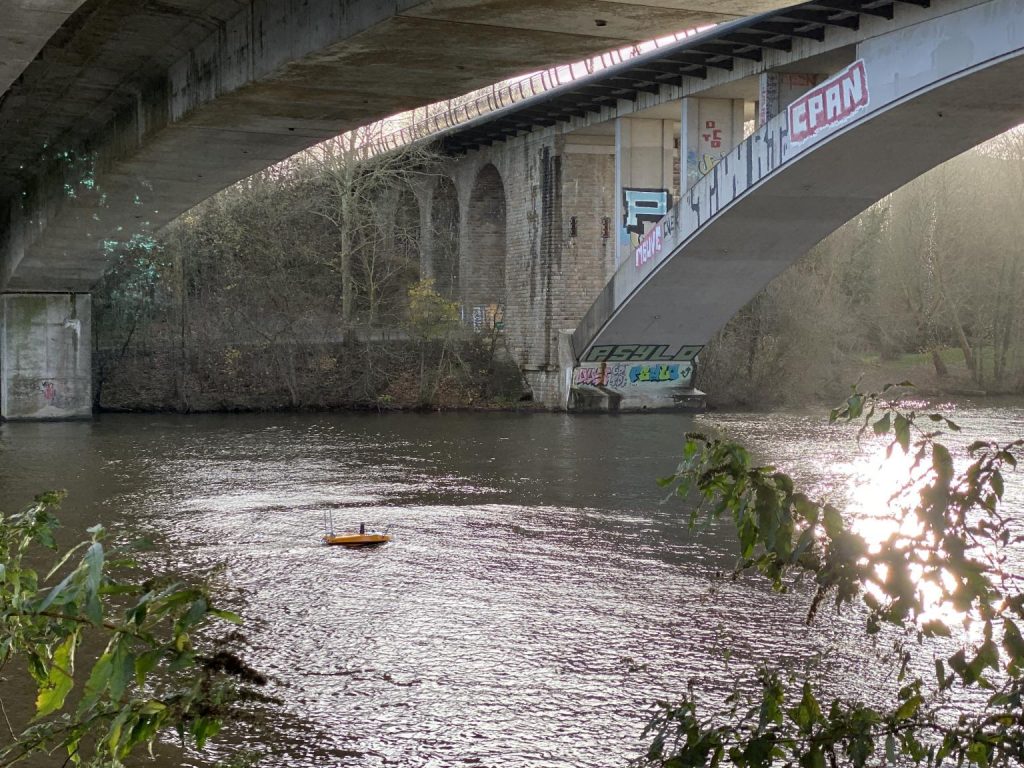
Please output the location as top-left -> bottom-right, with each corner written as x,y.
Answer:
0,0 -> 797,293
0,0 -> 802,419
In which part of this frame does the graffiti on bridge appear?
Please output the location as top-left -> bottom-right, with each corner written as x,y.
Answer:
575,363 -> 629,388
40,380 -> 64,407
629,363 -> 684,383
622,188 -> 671,237
680,59 -> 871,234
573,361 -> 695,388
582,344 -> 702,363
466,304 -> 504,332
634,213 -> 675,269
788,60 -> 869,146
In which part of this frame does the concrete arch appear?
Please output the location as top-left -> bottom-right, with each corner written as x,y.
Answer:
574,0 -> 1024,366
463,163 -> 507,319
430,176 -> 460,300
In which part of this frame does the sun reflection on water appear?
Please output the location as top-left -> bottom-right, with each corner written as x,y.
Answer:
841,441 -> 968,630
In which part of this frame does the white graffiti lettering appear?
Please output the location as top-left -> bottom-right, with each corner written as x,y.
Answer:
788,60 -> 869,146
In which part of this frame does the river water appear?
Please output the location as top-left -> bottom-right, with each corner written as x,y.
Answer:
1,401 -> 1022,767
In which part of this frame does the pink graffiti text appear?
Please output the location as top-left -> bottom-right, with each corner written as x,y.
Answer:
634,214 -> 675,269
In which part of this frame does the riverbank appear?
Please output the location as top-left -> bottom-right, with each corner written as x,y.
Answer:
95,340 -> 1023,415
94,337 -> 532,414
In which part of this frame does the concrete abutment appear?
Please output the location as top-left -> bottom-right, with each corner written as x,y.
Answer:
1,293 -> 92,420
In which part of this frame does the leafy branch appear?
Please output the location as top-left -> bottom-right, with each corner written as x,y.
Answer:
0,492 -> 268,767
640,385 -> 1024,768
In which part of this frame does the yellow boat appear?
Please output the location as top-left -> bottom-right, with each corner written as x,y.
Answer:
323,532 -> 392,548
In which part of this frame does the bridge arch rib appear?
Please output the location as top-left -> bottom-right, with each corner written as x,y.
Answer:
572,0 -> 1024,376
463,163 -> 507,326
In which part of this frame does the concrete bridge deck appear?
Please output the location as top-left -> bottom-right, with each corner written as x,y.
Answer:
0,0 -> 793,294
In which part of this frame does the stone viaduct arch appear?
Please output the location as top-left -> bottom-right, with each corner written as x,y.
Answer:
429,177 -> 461,301
361,183 -> 420,326
462,164 -> 507,328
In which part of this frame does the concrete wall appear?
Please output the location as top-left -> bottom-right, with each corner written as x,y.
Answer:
1,294 -> 91,419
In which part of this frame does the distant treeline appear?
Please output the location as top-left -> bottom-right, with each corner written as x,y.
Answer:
697,129 -> 1024,406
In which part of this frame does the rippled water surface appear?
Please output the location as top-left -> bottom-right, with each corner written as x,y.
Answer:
1,402 -> 1022,767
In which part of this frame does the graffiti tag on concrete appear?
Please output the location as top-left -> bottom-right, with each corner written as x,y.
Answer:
622,188 -> 671,236
634,214 -> 675,269
582,344 -> 701,363
788,60 -> 869,146
573,361 -> 694,388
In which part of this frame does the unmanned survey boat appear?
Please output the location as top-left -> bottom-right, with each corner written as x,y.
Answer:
323,531 -> 392,547
321,511 -> 391,547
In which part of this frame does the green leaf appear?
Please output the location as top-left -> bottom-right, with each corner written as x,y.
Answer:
800,747 -> 825,768
893,415 -> 910,453
788,682 -> 820,734
209,608 -> 243,625
966,740 -> 989,768
894,694 -> 921,721
847,394 -> 864,419
823,506 -> 843,538
80,650 -> 113,713
872,413 -> 891,435
191,717 -> 222,750
109,638 -> 134,702
36,632 -> 77,717
36,569 -> 76,613
991,470 -> 1004,500
134,649 -> 161,686
106,708 -> 130,757
1003,618 -> 1024,670
932,443 -> 953,484
83,541 -> 104,596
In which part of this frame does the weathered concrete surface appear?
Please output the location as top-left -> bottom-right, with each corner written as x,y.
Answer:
572,0 -> 1024,366
1,293 -> 91,419
0,0 -> 798,293
0,0 -> 90,97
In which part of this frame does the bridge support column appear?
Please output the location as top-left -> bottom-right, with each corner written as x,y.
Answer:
680,97 -> 745,189
614,116 -> 679,267
1,293 -> 91,420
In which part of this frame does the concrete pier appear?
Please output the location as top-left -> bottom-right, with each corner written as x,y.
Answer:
1,294 -> 91,419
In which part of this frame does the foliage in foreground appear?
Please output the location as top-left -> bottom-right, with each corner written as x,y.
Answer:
641,386 -> 1024,768
0,493 -> 266,767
